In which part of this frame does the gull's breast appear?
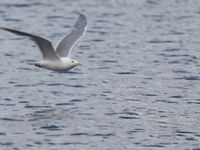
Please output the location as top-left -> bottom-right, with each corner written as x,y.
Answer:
40,60 -> 72,71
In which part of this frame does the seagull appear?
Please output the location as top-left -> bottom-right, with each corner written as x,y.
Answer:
0,14 -> 87,72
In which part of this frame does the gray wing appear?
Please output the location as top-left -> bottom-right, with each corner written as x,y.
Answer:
0,27 -> 60,60
55,14 -> 87,57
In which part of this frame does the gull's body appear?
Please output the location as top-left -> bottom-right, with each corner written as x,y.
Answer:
35,57 -> 77,71
0,14 -> 87,72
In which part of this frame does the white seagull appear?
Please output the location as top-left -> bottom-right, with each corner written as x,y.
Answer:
0,14 -> 87,72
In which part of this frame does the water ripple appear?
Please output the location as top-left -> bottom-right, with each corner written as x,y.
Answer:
116,71 -> 136,75
41,125 -> 62,131
147,40 -> 175,43
46,83 -> 86,88
0,0 -> 200,149
91,133 -> 115,138
0,118 -> 23,121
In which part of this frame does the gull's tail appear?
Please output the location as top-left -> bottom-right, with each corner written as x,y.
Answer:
27,62 -> 41,68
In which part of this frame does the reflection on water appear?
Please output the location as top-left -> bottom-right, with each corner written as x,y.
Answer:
0,0 -> 200,150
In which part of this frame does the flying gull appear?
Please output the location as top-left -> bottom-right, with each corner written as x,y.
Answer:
0,14 -> 87,72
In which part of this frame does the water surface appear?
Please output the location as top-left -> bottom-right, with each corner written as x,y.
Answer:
0,0 -> 200,150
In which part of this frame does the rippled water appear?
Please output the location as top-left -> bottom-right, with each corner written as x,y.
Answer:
0,0 -> 200,149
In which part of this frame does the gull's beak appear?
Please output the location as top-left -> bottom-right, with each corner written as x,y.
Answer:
77,62 -> 82,66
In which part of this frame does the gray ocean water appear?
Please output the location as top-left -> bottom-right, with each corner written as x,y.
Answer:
0,0 -> 200,150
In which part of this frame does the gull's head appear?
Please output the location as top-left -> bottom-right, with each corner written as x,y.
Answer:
71,59 -> 82,67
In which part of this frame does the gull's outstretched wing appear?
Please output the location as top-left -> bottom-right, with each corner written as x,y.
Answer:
55,14 -> 87,57
0,27 -> 60,61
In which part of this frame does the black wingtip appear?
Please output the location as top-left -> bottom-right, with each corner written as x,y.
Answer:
0,27 -> 25,36
0,27 -> 14,31
0,27 -> 8,31
34,63 -> 42,68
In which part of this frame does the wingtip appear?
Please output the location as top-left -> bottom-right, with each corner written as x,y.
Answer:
0,27 -> 20,33
74,13 -> 87,29
0,27 -> 14,33
0,27 -> 7,31
78,13 -> 87,23
79,13 -> 87,19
